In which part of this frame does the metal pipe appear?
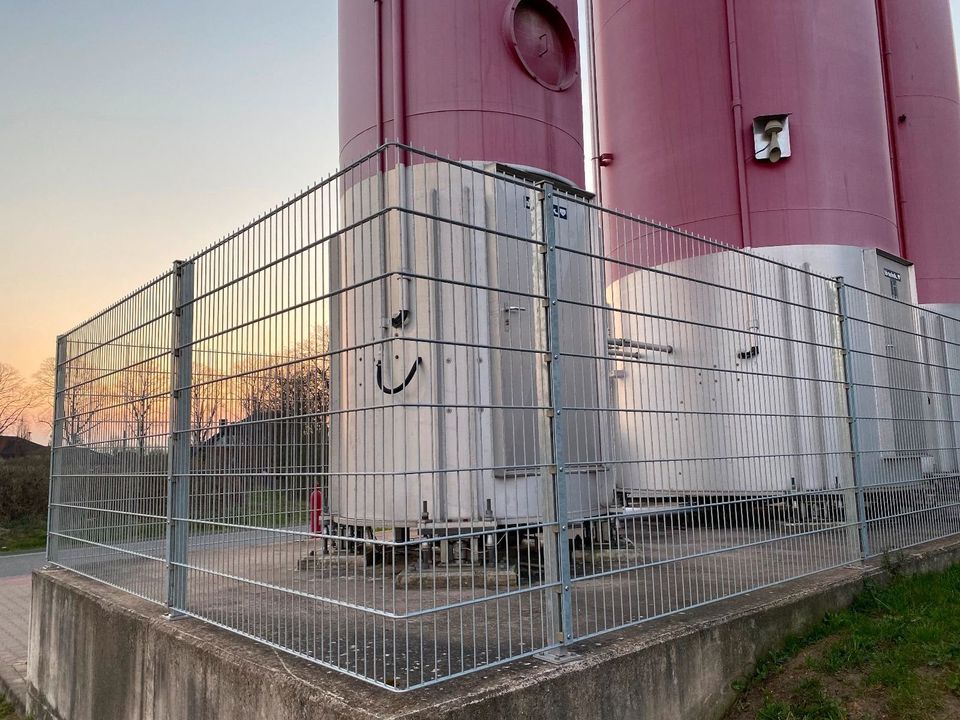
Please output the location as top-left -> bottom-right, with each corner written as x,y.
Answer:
584,0 -> 603,202
373,1 -> 389,332
727,1 -> 762,359
389,0 -> 411,320
391,0 -> 407,147
606,349 -> 646,360
875,0 -> 908,259
724,0 -> 753,248
608,337 -> 674,354
374,0 -> 384,154
430,189 -> 447,521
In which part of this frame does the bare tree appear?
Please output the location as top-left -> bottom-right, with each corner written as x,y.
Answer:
234,359 -> 274,419
35,358 -> 108,447
233,328 -> 332,485
33,357 -> 107,445
233,329 -> 331,420
121,363 -> 164,457
32,357 -> 56,433
64,371 -> 107,446
191,363 -> 223,445
0,363 -> 39,436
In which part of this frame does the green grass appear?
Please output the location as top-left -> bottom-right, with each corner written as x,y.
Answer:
731,563 -> 960,720
238,489 -> 309,529
731,608 -> 843,695
758,679 -> 846,720
806,567 -> 960,719
0,516 -> 46,553
0,695 -> 24,720
0,451 -> 49,554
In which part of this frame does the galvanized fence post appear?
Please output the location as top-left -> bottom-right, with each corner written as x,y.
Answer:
836,277 -> 871,559
45,335 -> 67,564
538,182 -> 575,659
166,260 -> 194,614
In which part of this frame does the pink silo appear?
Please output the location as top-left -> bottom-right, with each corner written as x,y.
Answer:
594,0 -> 901,263
338,0 -> 585,186
879,0 -> 960,312
330,1 -> 618,531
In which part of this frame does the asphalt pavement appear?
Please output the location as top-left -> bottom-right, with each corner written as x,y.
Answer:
0,550 -> 45,578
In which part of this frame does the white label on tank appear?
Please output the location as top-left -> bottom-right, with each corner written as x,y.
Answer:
523,195 -> 567,219
883,268 -> 902,281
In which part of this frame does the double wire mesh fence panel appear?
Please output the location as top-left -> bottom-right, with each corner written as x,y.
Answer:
553,189 -> 863,642
172,147 -> 561,690
48,271 -> 176,603
841,284 -> 960,556
46,144 -> 960,691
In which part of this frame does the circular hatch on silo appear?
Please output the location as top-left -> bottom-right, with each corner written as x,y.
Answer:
503,0 -> 578,91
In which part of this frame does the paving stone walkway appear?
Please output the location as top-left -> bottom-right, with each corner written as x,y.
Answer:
0,556 -> 42,713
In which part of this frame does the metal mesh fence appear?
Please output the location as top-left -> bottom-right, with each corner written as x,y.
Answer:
47,145 -> 960,690
49,271 -> 175,603
841,284 -> 960,556
553,190 -> 865,643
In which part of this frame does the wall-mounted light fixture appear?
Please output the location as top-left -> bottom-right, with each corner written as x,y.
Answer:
753,114 -> 791,163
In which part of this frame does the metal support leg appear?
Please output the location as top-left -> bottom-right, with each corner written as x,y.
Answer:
837,277 -> 871,559
46,336 -> 67,564
535,183 -> 576,662
166,260 -> 194,615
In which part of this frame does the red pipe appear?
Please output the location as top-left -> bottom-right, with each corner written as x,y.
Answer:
309,488 -> 324,535
725,0 -> 753,249
875,0 -> 907,259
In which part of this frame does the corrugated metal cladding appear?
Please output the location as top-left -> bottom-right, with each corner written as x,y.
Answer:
593,0 -> 960,307
338,0 -> 585,187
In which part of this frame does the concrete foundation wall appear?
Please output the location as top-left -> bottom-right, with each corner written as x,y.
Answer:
27,537 -> 960,720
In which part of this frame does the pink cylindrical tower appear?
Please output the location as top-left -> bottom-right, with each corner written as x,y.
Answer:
594,0 -> 901,262
339,0 -> 585,186
593,0 -> 743,253
595,0 -> 914,504
331,1 -> 618,532
735,0 -> 899,255
879,0 -> 960,314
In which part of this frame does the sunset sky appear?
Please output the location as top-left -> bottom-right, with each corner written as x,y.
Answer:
2,1 -> 960,437
0,1 -> 339,388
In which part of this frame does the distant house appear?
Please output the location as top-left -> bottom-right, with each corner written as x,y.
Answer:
0,435 -> 47,459
192,411 -> 329,520
200,411 -> 328,473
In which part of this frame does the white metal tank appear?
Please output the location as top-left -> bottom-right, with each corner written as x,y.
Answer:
606,242 -> 959,503
606,247 -> 848,501
328,158 -> 616,530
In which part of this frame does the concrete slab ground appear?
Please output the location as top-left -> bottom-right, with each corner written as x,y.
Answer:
47,520 -> 865,689
24,535 -> 960,720
44,510 -> 956,690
